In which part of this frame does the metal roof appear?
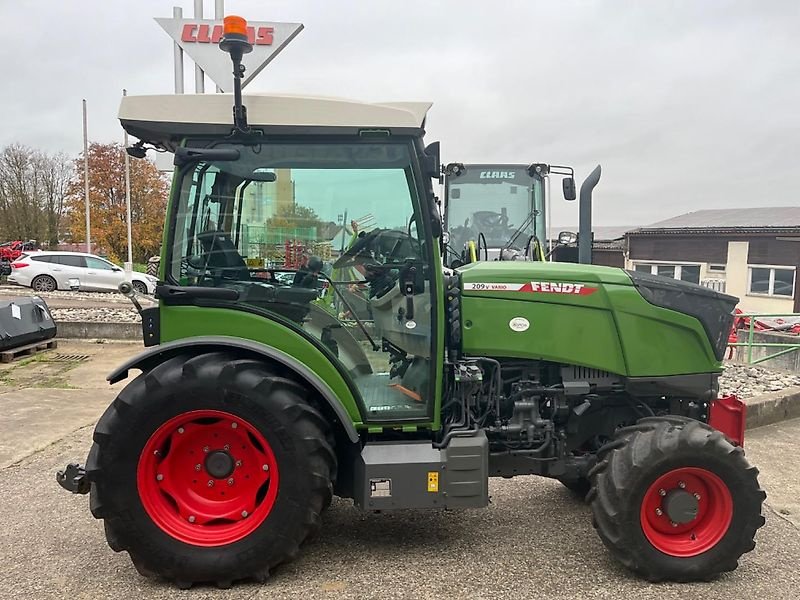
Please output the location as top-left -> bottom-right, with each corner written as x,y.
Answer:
634,207 -> 800,232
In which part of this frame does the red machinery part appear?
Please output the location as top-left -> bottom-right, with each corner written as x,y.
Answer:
137,409 -> 279,547
708,394 -> 746,447
640,467 -> 733,557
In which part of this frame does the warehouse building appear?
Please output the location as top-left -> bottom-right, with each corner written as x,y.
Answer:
625,207 -> 800,313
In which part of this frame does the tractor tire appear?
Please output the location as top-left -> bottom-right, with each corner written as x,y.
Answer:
587,416 -> 765,582
31,274 -> 57,292
132,281 -> 148,295
86,351 -> 336,588
558,476 -> 591,499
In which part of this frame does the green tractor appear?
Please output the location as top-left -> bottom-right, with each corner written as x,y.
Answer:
57,17 -> 764,588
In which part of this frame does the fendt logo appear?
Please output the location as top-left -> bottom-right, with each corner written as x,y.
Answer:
480,171 -> 516,179
181,23 -> 275,45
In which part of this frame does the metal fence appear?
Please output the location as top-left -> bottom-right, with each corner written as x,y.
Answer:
727,313 -> 800,365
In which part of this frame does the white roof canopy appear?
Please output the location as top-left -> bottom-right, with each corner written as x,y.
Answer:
119,94 -> 432,148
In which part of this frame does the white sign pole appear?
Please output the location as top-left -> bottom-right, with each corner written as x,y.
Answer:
82,99 -> 91,254
193,0 -> 205,93
123,89 -> 133,273
215,0 -> 224,93
173,6 -> 184,93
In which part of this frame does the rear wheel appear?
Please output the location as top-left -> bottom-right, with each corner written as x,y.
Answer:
31,274 -> 57,292
86,352 -> 335,588
588,416 -> 765,581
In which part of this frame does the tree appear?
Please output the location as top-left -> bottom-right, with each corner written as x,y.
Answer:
0,144 -> 71,245
266,203 -> 324,231
65,143 -> 168,263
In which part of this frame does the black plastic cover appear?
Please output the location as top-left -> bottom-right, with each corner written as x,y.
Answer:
627,271 -> 737,361
0,296 -> 57,351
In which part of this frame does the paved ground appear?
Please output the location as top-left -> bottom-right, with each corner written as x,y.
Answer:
0,342 -> 799,599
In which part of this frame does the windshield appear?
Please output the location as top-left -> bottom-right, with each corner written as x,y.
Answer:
445,166 -> 544,258
168,140 -> 436,422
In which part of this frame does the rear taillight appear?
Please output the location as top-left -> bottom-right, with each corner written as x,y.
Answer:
11,262 -> 29,269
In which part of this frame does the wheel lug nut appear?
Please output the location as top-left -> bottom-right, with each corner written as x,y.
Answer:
203,446 -> 209,453
655,508 -> 663,516
262,464 -> 269,472
194,464 -> 201,471
153,450 -> 160,456
188,515 -> 195,523
235,460 -> 242,468
678,481 -> 686,489
658,488 -> 666,497
671,521 -> 678,528
207,480 -> 214,487
694,493 -> 701,500
178,427 -> 185,434
231,422 -> 238,429
227,478 -> 234,486
224,444 -> 230,451
156,473 -> 164,481
241,510 -> 248,518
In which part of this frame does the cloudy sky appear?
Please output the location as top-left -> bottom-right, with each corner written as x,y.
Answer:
2,1 -> 799,227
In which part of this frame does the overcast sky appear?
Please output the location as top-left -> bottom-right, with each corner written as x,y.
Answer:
2,1 -> 799,227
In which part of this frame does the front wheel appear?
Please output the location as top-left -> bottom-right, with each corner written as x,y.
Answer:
588,416 -> 765,582
132,280 -> 148,295
86,352 -> 336,588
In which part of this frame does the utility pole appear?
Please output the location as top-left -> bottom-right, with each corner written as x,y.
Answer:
82,99 -> 91,254
123,89 -> 133,272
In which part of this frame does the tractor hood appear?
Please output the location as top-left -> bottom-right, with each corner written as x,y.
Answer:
457,261 -> 633,291
457,261 -> 738,371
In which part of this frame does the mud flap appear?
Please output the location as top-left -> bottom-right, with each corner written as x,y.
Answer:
708,394 -> 746,446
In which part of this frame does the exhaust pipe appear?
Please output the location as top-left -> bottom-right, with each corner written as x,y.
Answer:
578,165 -> 602,265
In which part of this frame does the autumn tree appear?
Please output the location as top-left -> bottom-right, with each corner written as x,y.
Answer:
65,142 -> 168,263
0,144 -> 71,245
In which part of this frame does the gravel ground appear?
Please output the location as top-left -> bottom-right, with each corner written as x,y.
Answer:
720,363 -> 800,398
50,307 -> 142,323
0,285 -> 132,303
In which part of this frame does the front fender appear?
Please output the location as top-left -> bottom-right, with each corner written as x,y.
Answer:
107,335 -> 360,443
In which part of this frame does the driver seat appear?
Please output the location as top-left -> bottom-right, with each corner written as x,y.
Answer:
196,230 -> 250,280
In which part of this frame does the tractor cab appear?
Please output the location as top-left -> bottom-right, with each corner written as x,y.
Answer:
442,163 -> 575,267
120,93 -> 443,424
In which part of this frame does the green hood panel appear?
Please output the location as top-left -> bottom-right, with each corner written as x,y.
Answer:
458,261 -> 634,286
457,262 -> 721,377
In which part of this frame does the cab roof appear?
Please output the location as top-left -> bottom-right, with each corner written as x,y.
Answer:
119,94 -> 432,149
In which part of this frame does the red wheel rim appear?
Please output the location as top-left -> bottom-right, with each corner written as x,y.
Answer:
640,467 -> 732,557
137,409 -> 279,547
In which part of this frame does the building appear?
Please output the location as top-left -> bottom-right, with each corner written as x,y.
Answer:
625,207 -> 800,313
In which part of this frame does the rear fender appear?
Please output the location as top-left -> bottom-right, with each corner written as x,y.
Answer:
107,335 -> 360,443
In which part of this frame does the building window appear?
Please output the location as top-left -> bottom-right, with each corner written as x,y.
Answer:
708,264 -> 726,274
632,263 -> 701,284
748,266 -> 795,298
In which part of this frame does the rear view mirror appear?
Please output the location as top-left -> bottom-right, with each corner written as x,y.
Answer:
558,231 -> 578,245
424,141 -> 441,179
563,177 -> 577,201
250,169 -> 277,182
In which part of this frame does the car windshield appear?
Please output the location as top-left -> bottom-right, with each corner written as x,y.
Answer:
168,140 -> 436,422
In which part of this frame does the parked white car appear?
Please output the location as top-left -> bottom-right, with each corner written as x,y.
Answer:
7,251 -> 157,294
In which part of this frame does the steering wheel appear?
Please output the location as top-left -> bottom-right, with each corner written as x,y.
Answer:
332,228 -> 386,269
